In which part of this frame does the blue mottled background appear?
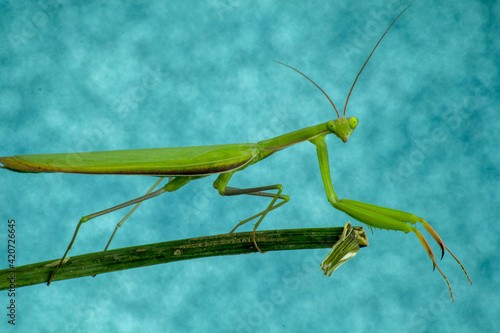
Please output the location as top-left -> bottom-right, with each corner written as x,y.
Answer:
1,1 -> 498,332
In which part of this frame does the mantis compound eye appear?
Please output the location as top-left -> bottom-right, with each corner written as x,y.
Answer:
348,117 -> 358,130
326,120 -> 335,132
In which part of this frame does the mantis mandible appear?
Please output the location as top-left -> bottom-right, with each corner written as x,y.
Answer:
0,7 -> 471,299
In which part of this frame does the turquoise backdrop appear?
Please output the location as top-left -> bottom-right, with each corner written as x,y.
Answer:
1,1 -> 498,332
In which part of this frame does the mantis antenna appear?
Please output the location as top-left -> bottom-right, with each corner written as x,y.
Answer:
273,59 -> 341,118
274,5 -> 411,118
343,5 -> 411,116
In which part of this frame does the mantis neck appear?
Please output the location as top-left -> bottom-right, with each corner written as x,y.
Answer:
256,122 -> 330,152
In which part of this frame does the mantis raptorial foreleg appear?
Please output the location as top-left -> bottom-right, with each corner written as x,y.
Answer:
47,176 -> 192,285
336,199 -> 472,296
213,173 -> 290,252
310,135 -> 471,301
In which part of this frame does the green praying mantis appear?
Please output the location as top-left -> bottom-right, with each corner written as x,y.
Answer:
0,7 -> 471,299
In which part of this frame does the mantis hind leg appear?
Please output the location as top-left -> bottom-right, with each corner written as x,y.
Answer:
213,173 -> 290,252
47,176 -> 191,285
336,198 -> 472,301
102,177 -> 167,253
85,177 -> 167,278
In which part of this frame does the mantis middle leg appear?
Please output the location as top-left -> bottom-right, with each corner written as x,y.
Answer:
213,172 -> 290,252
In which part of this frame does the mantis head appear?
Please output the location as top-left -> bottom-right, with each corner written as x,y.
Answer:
327,117 -> 358,143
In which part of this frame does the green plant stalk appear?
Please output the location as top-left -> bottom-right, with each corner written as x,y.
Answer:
0,226 -> 367,290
